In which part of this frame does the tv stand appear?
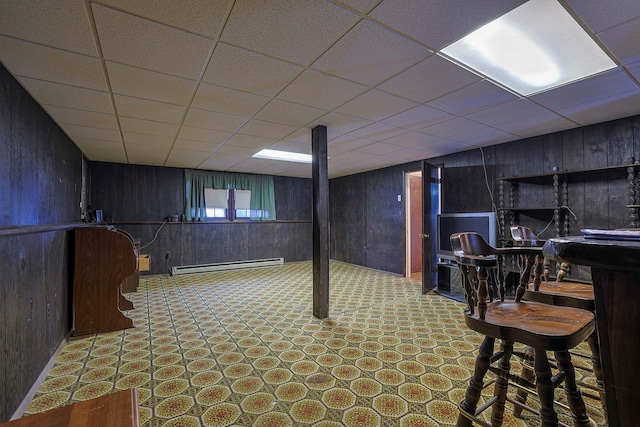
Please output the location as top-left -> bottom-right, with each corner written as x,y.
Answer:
436,262 -> 464,302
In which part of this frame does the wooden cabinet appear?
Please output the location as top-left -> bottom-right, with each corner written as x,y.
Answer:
73,227 -> 137,336
498,162 -> 640,239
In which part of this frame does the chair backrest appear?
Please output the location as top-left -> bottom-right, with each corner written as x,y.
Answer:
510,225 -> 542,246
450,232 -> 504,319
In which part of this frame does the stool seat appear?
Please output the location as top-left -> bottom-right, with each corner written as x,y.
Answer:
524,281 -> 595,311
466,300 -> 595,351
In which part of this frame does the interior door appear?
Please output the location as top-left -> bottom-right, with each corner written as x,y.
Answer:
421,161 -> 438,293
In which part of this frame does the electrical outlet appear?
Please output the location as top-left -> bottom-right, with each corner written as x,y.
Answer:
165,251 -> 170,260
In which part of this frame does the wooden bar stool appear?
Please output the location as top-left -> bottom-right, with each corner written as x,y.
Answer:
451,232 -> 596,427
509,226 -> 605,410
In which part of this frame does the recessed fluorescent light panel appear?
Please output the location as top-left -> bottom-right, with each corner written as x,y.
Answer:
441,0 -> 616,96
253,149 -> 312,163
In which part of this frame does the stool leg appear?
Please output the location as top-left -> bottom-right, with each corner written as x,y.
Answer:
491,341 -> 513,426
513,345 -> 535,417
586,331 -> 606,417
534,348 -> 559,427
457,336 -> 495,427
554,350 -> 593,427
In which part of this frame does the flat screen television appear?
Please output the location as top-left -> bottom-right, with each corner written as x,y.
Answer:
437,212 -> 497,261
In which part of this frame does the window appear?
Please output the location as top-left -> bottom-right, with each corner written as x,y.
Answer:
185,170 -> 276,222
204,188 -> 228,219
204,188 -> 252,220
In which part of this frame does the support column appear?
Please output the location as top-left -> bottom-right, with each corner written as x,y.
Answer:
312,125 -> 329,319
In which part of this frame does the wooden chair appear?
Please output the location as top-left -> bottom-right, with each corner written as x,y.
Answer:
509,226 -> 605,411
451,232 -> 596,427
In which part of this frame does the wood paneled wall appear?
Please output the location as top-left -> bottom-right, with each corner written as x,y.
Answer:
89,163 -> 313,274
330,162 -> 421,274
330,115 -> 640,275
0,64 -> 81,422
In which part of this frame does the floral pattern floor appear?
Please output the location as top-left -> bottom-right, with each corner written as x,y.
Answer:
24,261 -> 606,426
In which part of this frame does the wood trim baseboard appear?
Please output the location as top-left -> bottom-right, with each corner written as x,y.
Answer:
10,336 -> 69,420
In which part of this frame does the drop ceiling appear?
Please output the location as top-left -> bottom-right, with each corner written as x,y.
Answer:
1,0 -> 639,178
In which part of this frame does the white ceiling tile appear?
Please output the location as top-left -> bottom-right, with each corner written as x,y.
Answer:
495,112 -> 576,138
266,140 -> 311,154
353,142 -> 404,155
215,144 -> 259,156
231,157 -> 282,174
328,150 -> 378,165
0,0 -> 97,56
119,117 -> 179,137
106,61 -> 197,105
177,126 -> 231,144
92,4 -> 213,79
72,137 -> 124,150
199,154 -> 246,171
312,20 -> 431,86
277,69 -> 368,110
628,61 -> 640,83
335,89 -> 418,121
254,162 -> 302,176
379,55 -> 481,103
173,139 -> 220,153
221,0 -> 357,65
596,16 -> 640,65
383,131 -> 443,149
426,80 -> 517,115
380,105 -> 453,130
420,117 -> 503,144
60,124 -> 122,142
339,0 -> 382,13
164,155 -> 203,169
114,95 -> 186,123
43,105 -> 118,129
183,108 -> 246,133
530,69 -> 638,110
203,43 -> 303,96
237,120 -> 298,140
369,0 -> 526,50
225,134 -> 276,149
0,36 -> 107,90
558,89 -> 640,126
465,99 -> 554,127
97,0 -> 228,38
348,122 -> 409,141
419,117 -> 512,145
192,83 -> 270,116
126,143 -> 170,159
307,112 -> 373,135
122,132 -> 174,148
18,77 -> 113,114
564,0 -> 640,33
255,99 -> 327,127
328,136 -> 377,154
81,147 -> 127,163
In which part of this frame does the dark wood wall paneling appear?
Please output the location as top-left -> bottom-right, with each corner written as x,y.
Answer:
432,115 -> 640,239
0,63 -> 81,422
331,115 -> 640,276
89,163 -> 313,274
330,162 -> 421,275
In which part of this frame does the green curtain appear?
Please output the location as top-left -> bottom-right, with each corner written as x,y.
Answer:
184,170 -> 276,221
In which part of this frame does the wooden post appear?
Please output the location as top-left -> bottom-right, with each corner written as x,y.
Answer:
312,125 -> 329,319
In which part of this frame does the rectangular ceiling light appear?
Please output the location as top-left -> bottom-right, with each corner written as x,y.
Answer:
253,149 -> 312,163
440,0 -> 616,96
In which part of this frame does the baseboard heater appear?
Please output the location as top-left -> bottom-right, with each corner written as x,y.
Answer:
170,257 -> 284,276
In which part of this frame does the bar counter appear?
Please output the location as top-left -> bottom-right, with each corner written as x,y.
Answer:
543,236 -> 640,427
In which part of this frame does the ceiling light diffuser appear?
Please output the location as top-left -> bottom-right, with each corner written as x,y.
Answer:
253,149 -> 312,163
440,0 -> 616,96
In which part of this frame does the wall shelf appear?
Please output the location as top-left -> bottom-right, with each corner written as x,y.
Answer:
498,162 -> 640,239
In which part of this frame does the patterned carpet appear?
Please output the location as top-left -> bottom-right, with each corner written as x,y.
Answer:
24,261 -> 606,426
